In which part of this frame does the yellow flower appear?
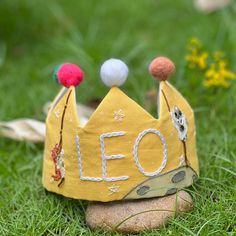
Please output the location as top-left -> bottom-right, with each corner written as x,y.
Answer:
219,61 -> 235,80
186,50 -> 208,70
186,37 -> 235,89
186,38 -> 208,70
197,52 -> 208,69
204,60 -> 236,88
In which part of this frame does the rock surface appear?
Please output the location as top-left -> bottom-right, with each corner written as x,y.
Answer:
86,191 -> 193,233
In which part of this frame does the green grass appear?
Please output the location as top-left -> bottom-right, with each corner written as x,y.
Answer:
0,0 -> 236,235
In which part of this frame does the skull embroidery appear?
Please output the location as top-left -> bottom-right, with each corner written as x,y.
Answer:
171,106 -> 188,141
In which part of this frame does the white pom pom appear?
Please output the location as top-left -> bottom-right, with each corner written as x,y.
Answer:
100,58 -> 129,87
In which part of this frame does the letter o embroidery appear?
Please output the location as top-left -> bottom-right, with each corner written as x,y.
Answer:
133,128 -> 168,177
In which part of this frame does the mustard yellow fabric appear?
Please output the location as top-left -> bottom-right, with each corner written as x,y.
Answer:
42,81 -> 199,202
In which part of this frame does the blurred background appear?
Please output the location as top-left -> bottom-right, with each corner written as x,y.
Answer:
0,0 -> 235,119
0,0 -> 235,235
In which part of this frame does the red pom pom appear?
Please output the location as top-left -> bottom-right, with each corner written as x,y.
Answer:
55,63 -> 84,87
149,57 -> 175,81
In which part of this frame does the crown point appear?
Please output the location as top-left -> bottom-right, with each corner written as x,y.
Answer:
149,57 -> 175,81
100,58 -> 128,87
53,63 -> 84,88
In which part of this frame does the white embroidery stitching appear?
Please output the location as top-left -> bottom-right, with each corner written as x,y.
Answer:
114,109 -> 125,122
133,128 -> 168,177
54,110 -> 60,118
108,184 -> 120,195
76,132 -> 129,182
179,155 -> 186,166
100,132 -> 129,181
58,149 -> 65,178
76,135 -> 103,182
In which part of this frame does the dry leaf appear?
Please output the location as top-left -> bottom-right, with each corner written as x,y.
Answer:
0,119 -> 45,143
0,103 -> 95,143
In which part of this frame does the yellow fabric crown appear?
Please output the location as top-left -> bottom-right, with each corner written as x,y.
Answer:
42,57 -> 199,202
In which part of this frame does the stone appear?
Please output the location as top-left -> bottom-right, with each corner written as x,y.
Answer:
86,190 -> 193,233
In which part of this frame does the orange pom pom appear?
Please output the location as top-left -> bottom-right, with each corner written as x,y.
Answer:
149,57 -> 175,81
